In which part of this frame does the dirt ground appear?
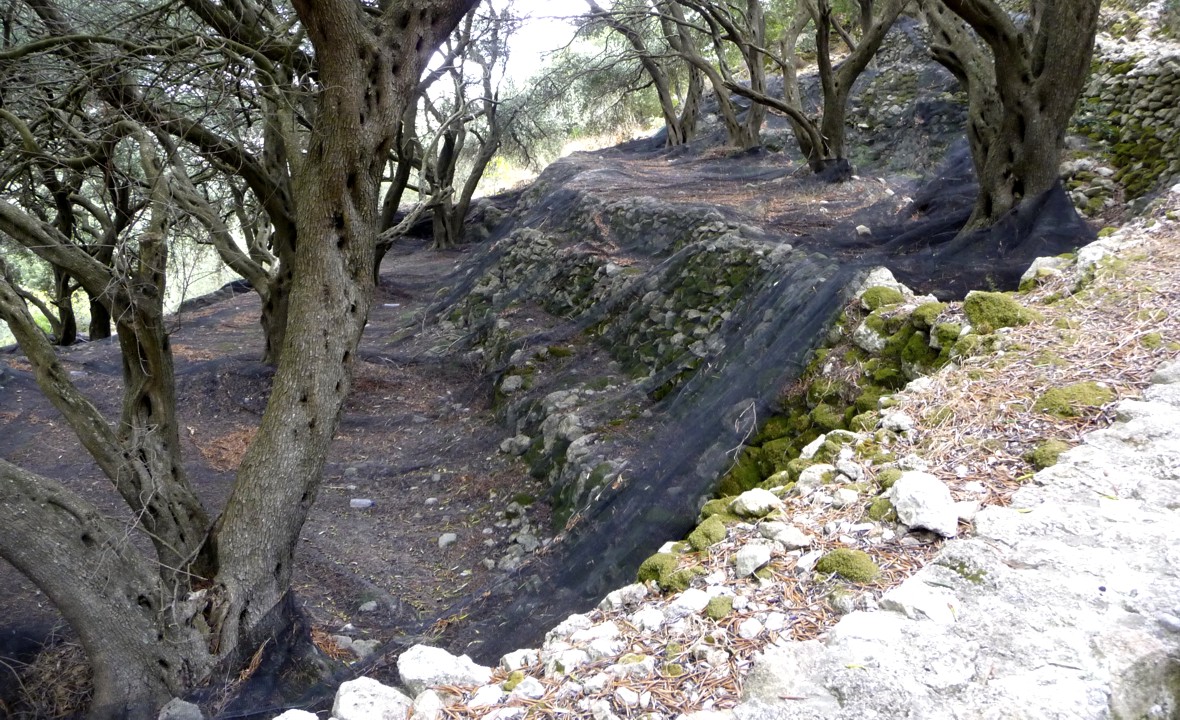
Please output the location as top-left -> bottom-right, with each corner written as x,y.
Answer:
0,236 -> 554,708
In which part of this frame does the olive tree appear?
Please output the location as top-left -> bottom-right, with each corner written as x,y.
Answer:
922,0 -> 1102,230
0,0 -> 477,717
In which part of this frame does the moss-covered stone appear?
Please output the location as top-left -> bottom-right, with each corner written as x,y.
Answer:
503,670 -> 526,691
849,411 -> 879,432
963,291 -> 1041,334
867,496 -> 897,521
910,302 -> 947,330
664,567 -> 706,592
854,387 -> 887,413
661,662 -> 686,678
700,498 -> 735,520
932,322 -> 962,349
760,437 -> 796,470
784,457 -> 816,482
704,595 -> 733,620
810,403 -> 847,432
815,549 -> 880,583
688,515 -> 728,551
754,415 -> 795,444
637,553 -> 679,585
901,331 -> 940,372
1025,439 -> 1071,470
861,286 -> 905,310
876,467 -> 903,490
718,446 -> 772,496
1033,381 -> 1115,418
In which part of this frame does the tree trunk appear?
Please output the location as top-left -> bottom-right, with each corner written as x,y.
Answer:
0,2 -> 478,716
930,0 -> 1101,231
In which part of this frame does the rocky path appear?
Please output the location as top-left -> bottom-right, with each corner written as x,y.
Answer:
255,189 -> 1180,720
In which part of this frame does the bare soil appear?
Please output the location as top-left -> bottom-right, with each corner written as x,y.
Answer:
0,236 -> 552,707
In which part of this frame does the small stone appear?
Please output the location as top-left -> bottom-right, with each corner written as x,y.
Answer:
351,639 -> 381,659
881,411 -> 915,433
438,533 -> 459,549
425,497 -> 439,506
501,375 -> 525,393
359,600 -> 378,613
759,521 -> 813,550
510,676 -> 546,699
734,543 -> 773,577
1152,360 -> 1180,385
888,471 -> 959,537
666,588 -> 711,618
272,711 -> 317,720
349,498 -> 374,509
1157,613 -> 1180,633
832,488 -> 860,508
334,677 -> 413,720
499,435 -> 531,456
600,583 -> 649,611
737,618 -> 764,639
856,225 -> 872,237
632,607 -> 665,631
500,649 -> 539,672
158,698 -> 204,720
467,685 -> 505,708
412,690 -> 443,720
398,646 -> 493,696
615,687 -> 641,707
729,488 -> 784,518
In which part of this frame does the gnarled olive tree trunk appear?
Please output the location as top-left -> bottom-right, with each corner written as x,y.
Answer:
923,0 -> 1101,231
0,1 -> 476,717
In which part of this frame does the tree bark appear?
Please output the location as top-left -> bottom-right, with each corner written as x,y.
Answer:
0,1 -> 478,715
926,0 -> 1101,231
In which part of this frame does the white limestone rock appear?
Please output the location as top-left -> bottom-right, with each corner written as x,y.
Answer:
758,521 -> 813,550
598,583 -> 648,611
734,543 -> 773,577
796,464 -> 836,492
729,488 -> 784,518
467,684 -> 505,709
333,677 -> 413,720
888,471 -> 959,537
411,690 -> 443,720
397,646 -> 492,696
666,588 -> 711,619
852,319 -> 888,354
499,648 -> 538,672
879,576 -> 961,624
509,676 -> 546,700
272,711 -> 317,720
1152,359 -> 1180,385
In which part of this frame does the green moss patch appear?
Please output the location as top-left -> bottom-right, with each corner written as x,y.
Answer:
876,467 -> 903,490
1033,381 -> 1115,418
688,515 -> 728,551
910,302 -> 947,330
704,595 -> 733,620
861,286 -> 905,310
866,497 -> 896,521
963,291 -> 1041,334
1025,439 -> 1071,470
815,549 -> 880,583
